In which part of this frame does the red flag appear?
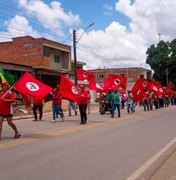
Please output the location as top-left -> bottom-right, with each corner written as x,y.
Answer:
131,86 -> 146,102
150,79 -> 162,87
131,79 -> 146,102
59,74 -> 79,102
150,80 -> 165,96
88,80 -> 104,92
108,74 -> 126,90
166,85 -> 174,95
77,68 -> 94,81
150,84 -> 159,94
14,72 -> 52,100
158,85 -> 166,96
21,93 -> 31,107
136,78 -> 151,90
103,78 -> 111,92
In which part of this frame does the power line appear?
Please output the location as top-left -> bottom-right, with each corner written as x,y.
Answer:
0,3 -> 72,40
0,3 -> 70,33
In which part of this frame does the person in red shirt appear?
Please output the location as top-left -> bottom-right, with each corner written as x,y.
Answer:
77,85 -> 89,124
0,82 -> 21,140
50,87 -> 64,123
32,97 -> 44,121
99,92 -> 105,112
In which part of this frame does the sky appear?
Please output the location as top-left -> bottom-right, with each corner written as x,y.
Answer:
0,0 -> 176,70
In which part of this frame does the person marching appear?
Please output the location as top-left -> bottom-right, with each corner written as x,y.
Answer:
119,89 -> 126,109
50,88 -> 64,123
32,97 -> 44,121
87,90 -> 91,114
105,88 -> 114,117
126,90 -> 134,114
77,85 -> 89,124
99,92 -> 105,112
68,100 -> 77,116
111,89 -> 121,118
0,82 -> 21,140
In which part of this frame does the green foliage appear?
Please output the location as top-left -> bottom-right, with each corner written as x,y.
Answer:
146,40 -> 176,86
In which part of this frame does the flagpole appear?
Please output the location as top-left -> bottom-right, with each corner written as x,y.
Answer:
1,84 -> 14,98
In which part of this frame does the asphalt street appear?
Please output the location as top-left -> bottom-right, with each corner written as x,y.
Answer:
0,105 -> 176,180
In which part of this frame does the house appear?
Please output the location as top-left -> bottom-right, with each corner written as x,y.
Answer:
88,67 -> 152,102
89,67 -> 152,90
0,35 -> 86,103
0,36 -> 85,87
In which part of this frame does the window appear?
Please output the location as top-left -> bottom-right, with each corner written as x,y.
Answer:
99,74 -> 104,79
54,55 -> 60,63
119,73 -> 124,76
43,51 -> 49,57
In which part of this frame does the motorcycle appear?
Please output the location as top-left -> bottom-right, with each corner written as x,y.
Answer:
100,98 -> 111,115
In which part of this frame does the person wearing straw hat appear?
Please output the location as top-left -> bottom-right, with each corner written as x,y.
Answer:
0,82 -> 21,140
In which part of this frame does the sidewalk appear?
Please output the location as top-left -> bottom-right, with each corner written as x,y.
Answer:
13,103 -> 100,120
150,150 -> 176,180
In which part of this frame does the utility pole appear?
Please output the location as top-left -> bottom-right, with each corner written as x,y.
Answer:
72,23 -> 95,86
73,29 -> 77,85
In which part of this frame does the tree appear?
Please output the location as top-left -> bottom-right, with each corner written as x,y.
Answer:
146,40 -> 176,87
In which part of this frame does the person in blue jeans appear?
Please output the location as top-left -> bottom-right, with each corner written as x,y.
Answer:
126,90 -> 134,113
50,88 -> 63,123
68,100 -> 77,116
111,89 -> 121,118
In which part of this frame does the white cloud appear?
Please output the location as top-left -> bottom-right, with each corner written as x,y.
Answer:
0,15 -> 40,42
18,0 -> 80,36
1,0 -> 176,71
76,0 -> 176,69
116,0 -> 176,42
103,4 -> 114,16
76,21 -> 147,69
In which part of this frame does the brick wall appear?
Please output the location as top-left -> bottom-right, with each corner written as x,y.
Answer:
0,36 -> 71,69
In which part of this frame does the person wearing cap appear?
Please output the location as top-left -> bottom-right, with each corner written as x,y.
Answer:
0,82 -> 21,140
50,87 -> 64,123
77,85 -> 89,124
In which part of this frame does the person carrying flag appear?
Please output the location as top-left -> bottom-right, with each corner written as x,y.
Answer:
77,85 -> 89,124
0,82 -> 21,140
50,87 -> 64,123
32,97 -> 44,121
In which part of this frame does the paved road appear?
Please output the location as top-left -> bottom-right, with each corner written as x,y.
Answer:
0,106 -> 176,180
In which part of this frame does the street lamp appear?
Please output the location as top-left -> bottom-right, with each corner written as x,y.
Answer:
73,23 -> 95,85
